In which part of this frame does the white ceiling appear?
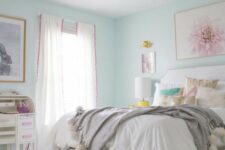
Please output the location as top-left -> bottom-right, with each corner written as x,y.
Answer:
46,0 -> 175,18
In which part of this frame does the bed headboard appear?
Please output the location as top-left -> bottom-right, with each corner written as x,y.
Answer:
160,65 -> 225,85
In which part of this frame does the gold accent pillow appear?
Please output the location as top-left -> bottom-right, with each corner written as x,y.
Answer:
159,96 -> 196,106
184,77 -> 218,96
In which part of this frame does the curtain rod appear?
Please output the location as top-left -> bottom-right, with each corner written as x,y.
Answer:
37,12 -> 95,26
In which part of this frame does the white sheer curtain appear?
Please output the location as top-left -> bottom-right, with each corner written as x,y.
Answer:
35,14 -> 97,150
36,14 -> 64,150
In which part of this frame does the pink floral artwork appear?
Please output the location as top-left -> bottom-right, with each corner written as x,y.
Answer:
189,17 -> 225,56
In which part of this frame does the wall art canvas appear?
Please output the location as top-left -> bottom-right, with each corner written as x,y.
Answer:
0,15 -> 26,82
175,2 -> 225,59
141,51 -> 155,74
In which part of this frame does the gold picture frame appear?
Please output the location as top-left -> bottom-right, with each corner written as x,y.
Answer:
0,14 -> 26,82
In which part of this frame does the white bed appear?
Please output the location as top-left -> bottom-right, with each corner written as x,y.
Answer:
50,65 -> 225,150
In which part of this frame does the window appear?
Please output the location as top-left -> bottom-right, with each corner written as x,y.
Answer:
61,22 -> 96,112
61,32 -> 86,113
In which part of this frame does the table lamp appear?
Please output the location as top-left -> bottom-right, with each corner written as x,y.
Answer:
135,77 -> 151,107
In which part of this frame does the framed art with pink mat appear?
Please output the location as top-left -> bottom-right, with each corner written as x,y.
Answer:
175,1 -> 225,60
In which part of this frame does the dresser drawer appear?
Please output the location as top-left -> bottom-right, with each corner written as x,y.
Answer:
0,115 -> 16,127
19,130 -> 34,143
18,115 -> 34,130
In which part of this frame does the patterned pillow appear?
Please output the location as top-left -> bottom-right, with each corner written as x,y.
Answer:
184,77 -> 218,96
159,96 -> 196,106
153,83 -> 183,106
185,86 -> 197,97
160,88 -> 183,96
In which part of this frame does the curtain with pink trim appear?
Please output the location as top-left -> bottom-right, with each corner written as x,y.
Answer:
36,14 -> 64,150
36,14 -> 97,149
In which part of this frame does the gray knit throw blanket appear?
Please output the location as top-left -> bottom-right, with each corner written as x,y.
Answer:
68,105 -> 225,150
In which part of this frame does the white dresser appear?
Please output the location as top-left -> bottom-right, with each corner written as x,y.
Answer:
0,95 -> 35,150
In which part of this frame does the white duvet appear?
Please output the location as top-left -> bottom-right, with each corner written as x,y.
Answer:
50,108 -> 225,150
108,115 -> 196,150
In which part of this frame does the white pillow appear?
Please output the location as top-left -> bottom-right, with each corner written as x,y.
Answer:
153,83 -> 183,106
196,87 -> 225,108
216,81 -> 225,90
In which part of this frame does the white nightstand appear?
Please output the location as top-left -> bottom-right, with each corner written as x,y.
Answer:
0,95 -> 35,150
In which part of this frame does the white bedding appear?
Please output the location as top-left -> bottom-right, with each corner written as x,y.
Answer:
50,109 -> 225,150
50,113 -> 77,149
108,115 -> 196,150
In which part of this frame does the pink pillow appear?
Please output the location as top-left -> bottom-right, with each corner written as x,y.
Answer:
184,86 -> 197,97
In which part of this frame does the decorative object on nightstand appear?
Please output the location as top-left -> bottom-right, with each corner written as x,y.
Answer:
0,92 -> 35,150
135,77 -> 151,107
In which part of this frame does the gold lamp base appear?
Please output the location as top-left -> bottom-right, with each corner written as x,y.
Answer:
136,100 -> 150,107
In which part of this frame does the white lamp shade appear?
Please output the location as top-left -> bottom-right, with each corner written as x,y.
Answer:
135,77 -> 151,99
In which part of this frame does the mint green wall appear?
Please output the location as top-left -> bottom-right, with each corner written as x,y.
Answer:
0,0 -> 115,106
1,0 -> 225,109
114,0 -> 225,107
